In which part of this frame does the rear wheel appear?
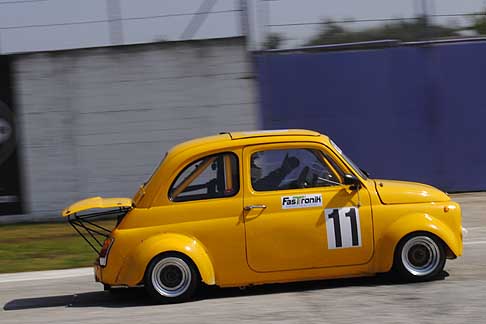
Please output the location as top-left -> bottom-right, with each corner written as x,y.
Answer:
144,253 -> 199,303
394,232 -> 446,281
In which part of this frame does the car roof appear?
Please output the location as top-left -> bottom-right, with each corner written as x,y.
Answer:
138,129 -> 329,207
228,129 -> 321,139
167,129 -> 326,159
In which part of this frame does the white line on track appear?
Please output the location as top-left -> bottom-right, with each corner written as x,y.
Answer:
464,241 -> 486,245
0,267 -> 92,284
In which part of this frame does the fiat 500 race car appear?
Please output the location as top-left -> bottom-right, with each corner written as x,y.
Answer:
62,129 -> 463,303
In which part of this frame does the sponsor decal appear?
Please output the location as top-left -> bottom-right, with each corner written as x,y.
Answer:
281,193 -> 323,209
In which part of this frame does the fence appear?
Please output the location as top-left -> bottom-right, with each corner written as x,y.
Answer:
255,41 -> 486,192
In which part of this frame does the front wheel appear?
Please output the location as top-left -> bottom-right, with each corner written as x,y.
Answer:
393,233 -> 446,281
145,253 -> 199,303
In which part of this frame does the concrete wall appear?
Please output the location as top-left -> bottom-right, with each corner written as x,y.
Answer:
6,37 -> 258,222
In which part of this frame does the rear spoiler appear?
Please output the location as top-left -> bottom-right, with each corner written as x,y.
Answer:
62,197 -> 133,254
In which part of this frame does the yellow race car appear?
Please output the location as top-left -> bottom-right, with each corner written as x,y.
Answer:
62,129 -> 463,303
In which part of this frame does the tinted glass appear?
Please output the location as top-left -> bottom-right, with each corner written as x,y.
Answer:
251,148 -> 342,192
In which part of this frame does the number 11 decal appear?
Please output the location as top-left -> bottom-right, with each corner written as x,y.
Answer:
325,207 -> 361,249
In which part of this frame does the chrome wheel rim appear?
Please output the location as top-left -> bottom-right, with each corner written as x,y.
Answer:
401,236 -> 440,276
151,257 -> 191,297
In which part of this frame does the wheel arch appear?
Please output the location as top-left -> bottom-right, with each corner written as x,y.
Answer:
116,232 -> 216,286
393,230 -> 456,262
371,213 -> 461,273
144,250 -> 200,280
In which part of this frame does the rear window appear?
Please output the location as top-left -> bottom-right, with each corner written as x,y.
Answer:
169,152 -> 239,202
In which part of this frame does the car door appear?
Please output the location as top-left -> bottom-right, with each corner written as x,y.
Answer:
243,142 -> 374,272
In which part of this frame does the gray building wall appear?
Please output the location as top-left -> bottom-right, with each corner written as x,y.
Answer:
5,37 -> 258,222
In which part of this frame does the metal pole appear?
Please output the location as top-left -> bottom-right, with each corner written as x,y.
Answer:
106,0 -> 124,45
181,0 -> 217,40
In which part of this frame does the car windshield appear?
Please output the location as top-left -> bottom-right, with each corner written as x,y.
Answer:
330,140 -> 368,180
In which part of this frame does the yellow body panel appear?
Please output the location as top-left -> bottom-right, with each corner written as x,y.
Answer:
115,232 -> 216,285
62,196 -> 132,217
63,129 -> 463,288
374,179 -> 450,204
370,202 -> 462,273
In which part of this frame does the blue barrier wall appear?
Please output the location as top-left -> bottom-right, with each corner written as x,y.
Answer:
256,42 -> 486,192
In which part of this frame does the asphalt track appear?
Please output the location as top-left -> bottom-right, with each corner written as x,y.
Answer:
1,193 -> 485,323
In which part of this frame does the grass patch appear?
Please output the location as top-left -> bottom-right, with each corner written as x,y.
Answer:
0,220 -> 116,273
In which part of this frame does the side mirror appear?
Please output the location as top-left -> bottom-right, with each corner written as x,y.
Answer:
343,174 -> 360,189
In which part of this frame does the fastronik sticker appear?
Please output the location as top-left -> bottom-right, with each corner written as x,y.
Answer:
281,194 -> 323,209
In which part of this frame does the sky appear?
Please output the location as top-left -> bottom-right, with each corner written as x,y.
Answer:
0,0 -> 485,54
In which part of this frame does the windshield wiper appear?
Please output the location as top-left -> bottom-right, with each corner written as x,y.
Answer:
317,176 -> 342,186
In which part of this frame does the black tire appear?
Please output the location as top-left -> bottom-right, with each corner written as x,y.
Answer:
144,253 -> 199,303
393,232 -> 446,282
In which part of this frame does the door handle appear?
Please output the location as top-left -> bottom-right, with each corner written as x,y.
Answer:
244,204 -> 267,211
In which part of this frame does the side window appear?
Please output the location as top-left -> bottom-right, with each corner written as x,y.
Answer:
169,152 -> 239,202
251,148 -> 343,192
